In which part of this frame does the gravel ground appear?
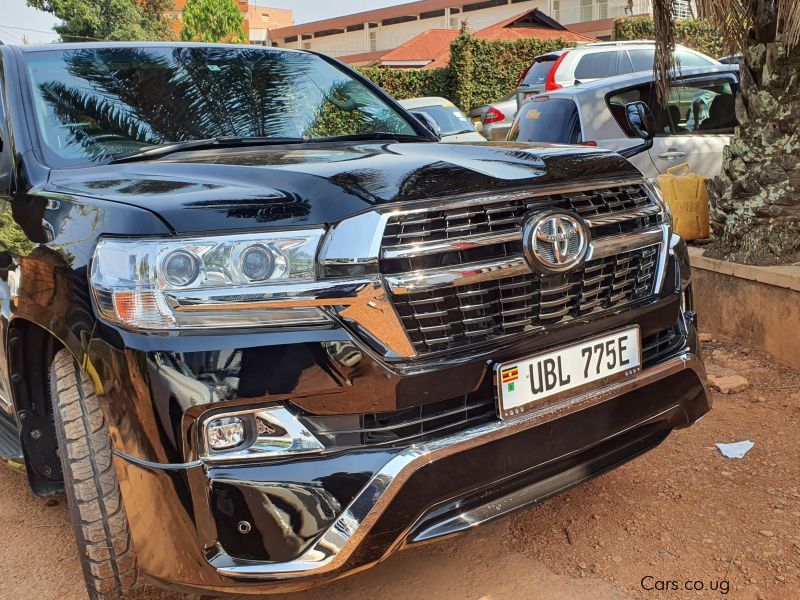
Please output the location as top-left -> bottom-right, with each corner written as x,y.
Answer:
1,339 -> 798,600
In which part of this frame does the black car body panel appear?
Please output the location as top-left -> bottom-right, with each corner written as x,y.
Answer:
0,42 -> 710,596
45,143 -> 640,233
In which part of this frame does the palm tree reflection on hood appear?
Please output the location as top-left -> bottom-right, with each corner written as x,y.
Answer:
33,48 -> 334,161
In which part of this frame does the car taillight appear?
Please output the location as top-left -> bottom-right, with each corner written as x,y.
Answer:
484,107 -> 505,124
545,51 -> 570,91
578,141 -> 598,146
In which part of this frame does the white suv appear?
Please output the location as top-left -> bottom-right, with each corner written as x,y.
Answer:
515,41 -> 720,108
508,65 -> 739,179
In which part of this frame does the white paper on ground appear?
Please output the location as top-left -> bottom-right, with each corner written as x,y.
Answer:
715,440 -> 754,459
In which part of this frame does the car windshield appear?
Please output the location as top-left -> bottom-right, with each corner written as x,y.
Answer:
23,46 -> 418,165
412,104 -> 475,136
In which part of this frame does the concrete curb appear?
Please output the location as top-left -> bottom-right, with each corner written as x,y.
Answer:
689,247 -> 800,292
689,247 -> 800,370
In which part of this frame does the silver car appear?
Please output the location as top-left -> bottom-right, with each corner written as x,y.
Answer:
507,65 -> 739,179
468,93 -> 517,141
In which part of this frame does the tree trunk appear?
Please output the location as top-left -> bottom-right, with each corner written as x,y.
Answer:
707,34 -> 800,264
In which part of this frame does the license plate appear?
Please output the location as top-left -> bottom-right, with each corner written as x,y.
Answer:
496,326 -> 642,419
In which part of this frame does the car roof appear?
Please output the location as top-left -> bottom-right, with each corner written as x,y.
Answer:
533,49 -> 568,59
13,41 -> 304,54
398,97 -> 457,109
541,64 -> 739,97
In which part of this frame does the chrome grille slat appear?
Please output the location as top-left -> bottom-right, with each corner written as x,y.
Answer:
540,295 -> 578,309
412,309 -> 449,319
417,323 -> 452,334
408,296 -> 446,306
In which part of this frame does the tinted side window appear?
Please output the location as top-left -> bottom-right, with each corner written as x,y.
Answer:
574,52 -> 618,80
676,50 -> 716,67
665,76 -> 739,134
607,83 -> 669,137
628,49 -> 655,72
508,98 -> 582,144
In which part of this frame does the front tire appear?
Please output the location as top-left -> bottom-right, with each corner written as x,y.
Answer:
50,349 -> 139,599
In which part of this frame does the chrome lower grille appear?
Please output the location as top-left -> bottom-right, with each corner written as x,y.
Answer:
393,246 -> 659,354
642,325 -> 685,365
302,393 -> 496,449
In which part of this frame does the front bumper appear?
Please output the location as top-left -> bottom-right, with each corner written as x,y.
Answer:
113,347 -> 709,596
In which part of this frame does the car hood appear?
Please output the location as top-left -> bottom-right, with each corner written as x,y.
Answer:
45,141 -> 641,234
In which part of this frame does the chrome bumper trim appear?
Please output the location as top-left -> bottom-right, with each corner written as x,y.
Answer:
208,352 -> 707,580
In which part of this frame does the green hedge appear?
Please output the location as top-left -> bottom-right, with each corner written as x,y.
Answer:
449,31 -> 571,110
614,16 -> 725,59
356,67 -> 452,102
356,29 -> 571,111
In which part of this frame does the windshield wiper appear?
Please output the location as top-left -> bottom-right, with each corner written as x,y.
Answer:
108,136 -> 308,164
312,132 -> 433,143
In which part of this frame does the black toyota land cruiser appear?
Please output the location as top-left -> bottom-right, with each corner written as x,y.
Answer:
0,42 -> 709,599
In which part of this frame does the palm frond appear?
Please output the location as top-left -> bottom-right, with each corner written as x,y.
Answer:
651,0 -> 676,104
778,0 -> 800,48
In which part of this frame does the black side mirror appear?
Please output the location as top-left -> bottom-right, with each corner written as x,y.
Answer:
625,101 -> 655,140
410,111 -> 442,140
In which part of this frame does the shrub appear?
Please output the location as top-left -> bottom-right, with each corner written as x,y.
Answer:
614,16 -> 725,59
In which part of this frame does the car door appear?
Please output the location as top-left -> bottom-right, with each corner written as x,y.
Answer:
603,81 -> 665,179
648,73 -> 739,178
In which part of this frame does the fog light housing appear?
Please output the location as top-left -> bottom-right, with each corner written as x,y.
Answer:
206,416 -> 246,450
201,406 -> 324,462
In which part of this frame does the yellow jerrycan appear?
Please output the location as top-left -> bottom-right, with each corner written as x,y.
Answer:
656,163 -> 710,241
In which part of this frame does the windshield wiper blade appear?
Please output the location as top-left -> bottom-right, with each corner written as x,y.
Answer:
108,136 -> 308,164
312,132 -> 433,143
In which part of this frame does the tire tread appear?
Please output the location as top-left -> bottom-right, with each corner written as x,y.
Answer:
51,349 -> 138,599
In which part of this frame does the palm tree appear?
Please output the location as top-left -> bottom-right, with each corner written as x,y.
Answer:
652,1 -> 800,264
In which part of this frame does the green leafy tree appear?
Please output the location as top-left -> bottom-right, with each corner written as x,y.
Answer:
180,0 -> 247,44
27,0 -> 175,41
652,1 -> 800,265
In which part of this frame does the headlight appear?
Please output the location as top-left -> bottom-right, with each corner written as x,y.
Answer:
90,230 -> 332,330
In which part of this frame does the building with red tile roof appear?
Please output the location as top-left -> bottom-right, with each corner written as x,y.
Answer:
271,0 -> 653,57
339,9 -> 597,69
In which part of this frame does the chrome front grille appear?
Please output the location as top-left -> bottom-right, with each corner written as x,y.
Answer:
382,184 -> 658,255
378,181 -> 667,357
393,246 -> 659,354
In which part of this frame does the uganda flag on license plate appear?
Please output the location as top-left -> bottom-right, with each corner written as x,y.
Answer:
501,366 -> 519,384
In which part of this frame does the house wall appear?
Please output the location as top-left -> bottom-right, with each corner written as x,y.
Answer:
273,0 -> 653,57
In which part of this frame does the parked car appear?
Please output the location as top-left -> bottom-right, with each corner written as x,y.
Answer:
0,42 -> 709,599
719,54 -> 742,65
399,96 -> 485,142
468,92 -> 517,140
515,42 -> 721,109
508,65 -> 739,179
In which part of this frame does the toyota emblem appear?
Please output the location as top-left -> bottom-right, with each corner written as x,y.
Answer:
522,210 -> 590,274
